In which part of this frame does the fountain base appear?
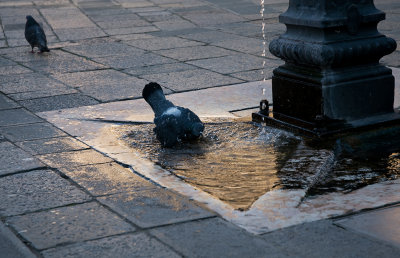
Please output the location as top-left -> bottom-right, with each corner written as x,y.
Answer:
253,110 -> 400,138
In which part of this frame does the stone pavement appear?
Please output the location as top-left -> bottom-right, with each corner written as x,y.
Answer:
0,0 -> 399,257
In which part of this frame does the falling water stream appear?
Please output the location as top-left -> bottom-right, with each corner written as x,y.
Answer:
260,0 -> 267,82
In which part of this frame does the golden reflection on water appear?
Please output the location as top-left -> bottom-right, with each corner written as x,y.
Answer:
113,122 -> 299,211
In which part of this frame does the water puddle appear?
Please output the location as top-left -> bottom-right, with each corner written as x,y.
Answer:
111,121 -> 400,211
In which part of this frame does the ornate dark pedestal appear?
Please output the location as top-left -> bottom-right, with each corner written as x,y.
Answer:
252,0 -> 399,137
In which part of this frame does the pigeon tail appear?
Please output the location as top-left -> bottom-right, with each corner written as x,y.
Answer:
39,45 -> 50,52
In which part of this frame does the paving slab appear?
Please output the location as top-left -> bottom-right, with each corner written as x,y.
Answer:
59,162 -> 156,196
123,62 -> 197,76
15,136 -> 89,155
212,37 -> 264,54
89,13 -> 143,23
103,26 -> 160,35
125,36 -> 203,51
155,45 -> 236,61
98,189 -> 214,228
7,202 -> 135,250
0,93 -> 20,110
262,220 -> 400,258
187,54 -> 266,74
0,55 -> 15,65
0,73 -> 74,95
92,52 -> 175,70
62,42 -> 146,58
140,69 -> 243,91
22,57 -> 106,74
51,70 -> 149,102
19,93 -> 100,112
97,18 -> 151,30
0,65 -> 32,75
0,169 -> 90,216
0,221 -> 35,258
8,87 -> 79,101
178,30 -> 250,44
149,217 -> 287,258
54,27 -> 107,41
335,205 -> 400,249
38,149 -> 113,168
153,18 -> 197,31
0,108 -> 42,126
41,232 -> 180,258
0,122 -> 66,142
0,141 -> 45,176
180,10 -> 247,26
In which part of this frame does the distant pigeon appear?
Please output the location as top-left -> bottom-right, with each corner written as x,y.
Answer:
143,82 -> 204,147
25,15 -> 50,53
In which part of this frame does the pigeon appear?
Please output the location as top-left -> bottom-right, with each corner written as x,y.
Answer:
25,15 -> 50,53
142,82 -> 204,147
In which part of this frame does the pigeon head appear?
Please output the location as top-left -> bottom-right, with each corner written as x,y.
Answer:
142,82 -> 163,101
25,15 -> 38,26
191,122 -> 204,137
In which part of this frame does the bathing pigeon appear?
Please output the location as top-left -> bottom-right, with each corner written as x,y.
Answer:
142,82 -> 204,147
25,15 -> 50,53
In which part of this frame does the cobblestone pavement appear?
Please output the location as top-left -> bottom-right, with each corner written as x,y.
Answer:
0,0 -> 400,257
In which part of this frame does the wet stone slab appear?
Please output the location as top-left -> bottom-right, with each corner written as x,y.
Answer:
98,189 -> 214,228
0,122 -> 66,142
0,169 -> 90,216
7,202 -> 135,250
41,232 -> 180,258
59,163 -> 156,196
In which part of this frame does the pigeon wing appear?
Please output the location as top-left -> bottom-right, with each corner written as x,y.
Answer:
25,25 -> 38,47
34,25 -> 48,50
25,24 -> 48,50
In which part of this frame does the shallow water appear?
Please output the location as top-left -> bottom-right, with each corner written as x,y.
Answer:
114,122 -> 400,210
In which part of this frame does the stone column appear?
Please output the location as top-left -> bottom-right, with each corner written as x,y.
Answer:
253,0 -> 398,136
